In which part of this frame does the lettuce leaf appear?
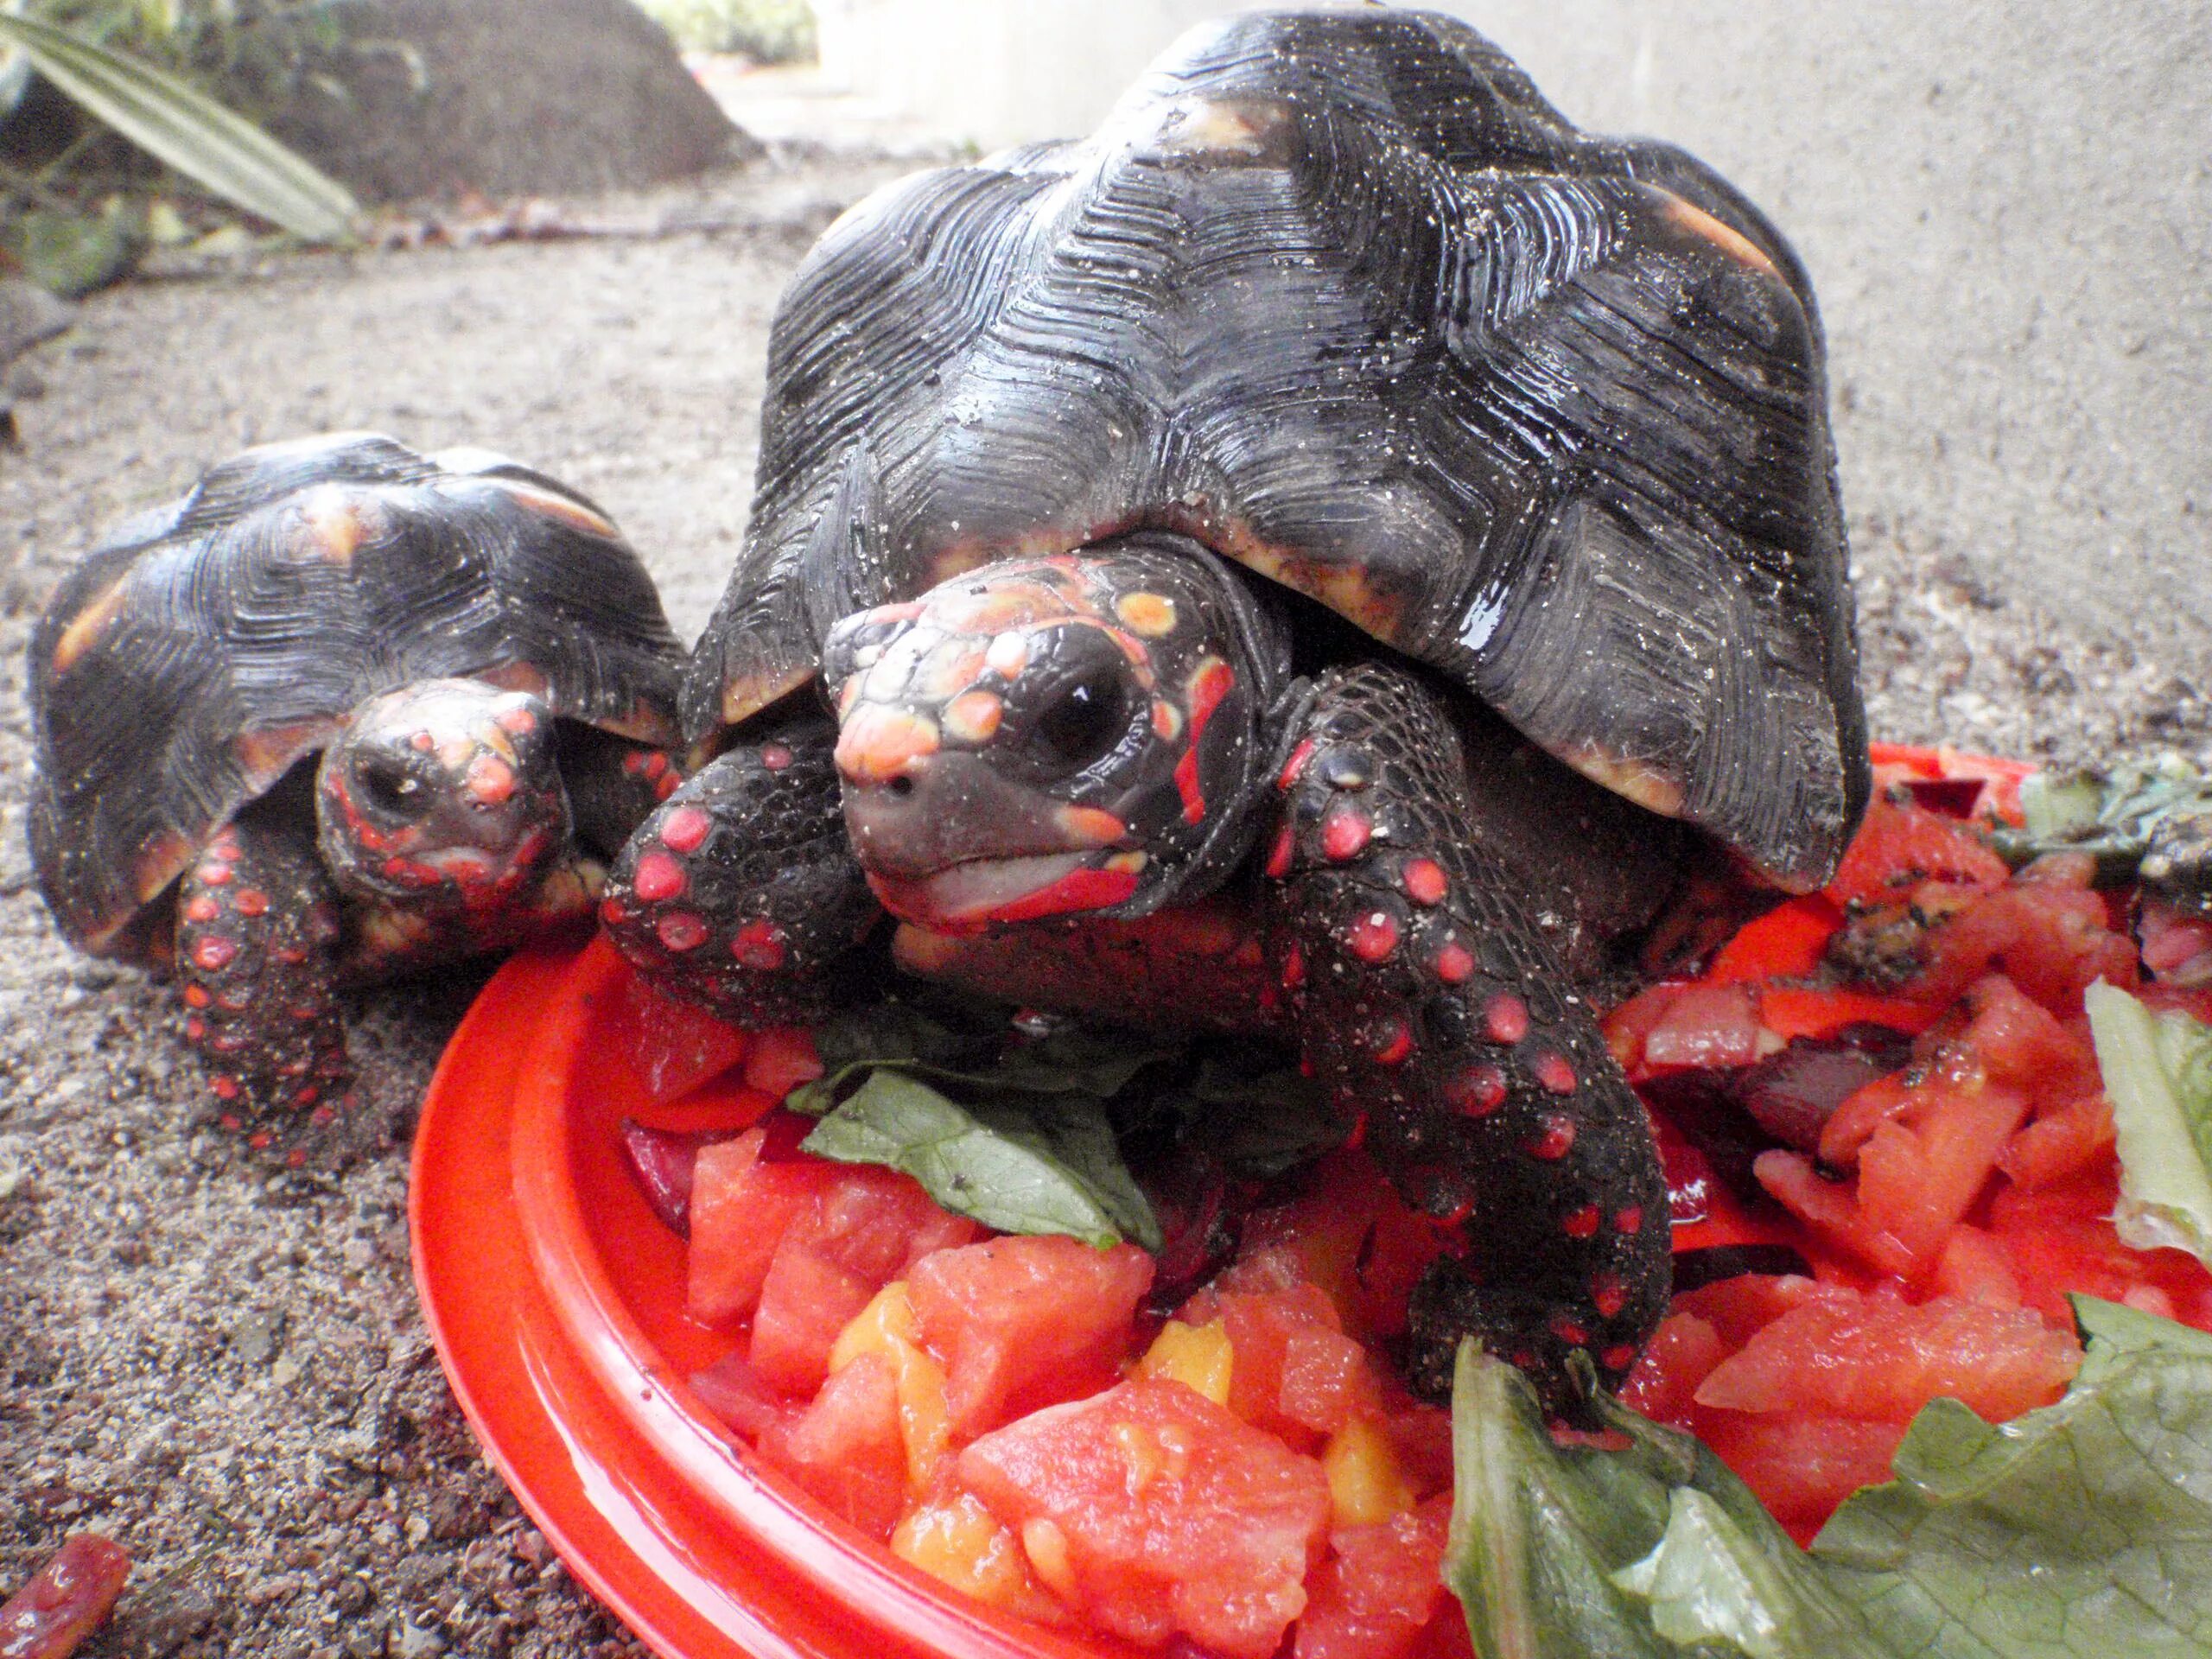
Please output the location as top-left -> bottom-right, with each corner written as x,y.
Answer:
2084,981 -> 2212,1266
800,1070 -> 1160,1250
1444,1296 -> 2212,1658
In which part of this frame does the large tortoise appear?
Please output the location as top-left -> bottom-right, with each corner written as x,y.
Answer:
28,432 -> 686,1162
603,7 -> 1869,1412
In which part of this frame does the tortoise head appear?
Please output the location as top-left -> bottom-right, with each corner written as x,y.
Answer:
820,535 -> 1294,931
315,677 -> 570,912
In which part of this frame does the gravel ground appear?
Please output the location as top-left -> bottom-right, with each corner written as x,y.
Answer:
3,149 -> 2209,1659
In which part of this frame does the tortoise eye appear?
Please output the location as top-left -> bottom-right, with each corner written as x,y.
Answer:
1033,664 -> 1128,769
359,757 -> 428,817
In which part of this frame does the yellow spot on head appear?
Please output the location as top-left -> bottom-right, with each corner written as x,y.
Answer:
985,632 -> 1030,681
1115,591 -> 1178,638
49,577 -> 130,676
836,705 -> 941,784
942,688 -> 1004,745
920,639 -> 989,700
1152,699 -> 1184,741
1054,804 -> 1127,847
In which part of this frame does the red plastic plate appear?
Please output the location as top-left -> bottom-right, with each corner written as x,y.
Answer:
410,744 -> 2031,1657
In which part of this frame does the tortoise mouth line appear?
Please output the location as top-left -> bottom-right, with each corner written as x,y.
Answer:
866,848 -> 1141,929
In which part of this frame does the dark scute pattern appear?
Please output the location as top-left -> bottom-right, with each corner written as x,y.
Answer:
693,5 -> 1863,884
29,433 -> 684,950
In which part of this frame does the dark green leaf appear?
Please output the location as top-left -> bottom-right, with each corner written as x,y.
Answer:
801,1070 -> 1160,1250
1172,1048 -> 1338,1178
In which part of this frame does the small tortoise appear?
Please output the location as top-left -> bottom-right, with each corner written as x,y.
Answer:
29,432 -> 686,1162
604,8 -> 1869,1412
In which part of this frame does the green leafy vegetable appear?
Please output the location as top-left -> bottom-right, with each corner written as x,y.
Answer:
1445,1296 -> 2212,1659
801,1070 -> 1161,1251
0,12 -> 356,244
2084,981 -> 2212,1266
1165,1046 -> 1338,1179
1993,758 -> 2212,884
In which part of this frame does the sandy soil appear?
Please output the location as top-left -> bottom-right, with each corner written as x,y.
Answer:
3,149 -> 2209,1658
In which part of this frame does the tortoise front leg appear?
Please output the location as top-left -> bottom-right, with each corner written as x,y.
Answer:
174,810 -> 352,1165
1265,664 -> 1669,1420
601,715 -> 881,1026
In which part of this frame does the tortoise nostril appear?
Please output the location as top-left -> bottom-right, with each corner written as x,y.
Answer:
888,775 -> 915,798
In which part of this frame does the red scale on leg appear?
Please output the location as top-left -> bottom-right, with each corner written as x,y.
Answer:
1320,806 -> 1372,861
1264,663 -> 1669,1418
1344,908 -> 1399,961
175,816 -> 353,1165
1484,992 -> 1529,1044
660,804 -> 711,854
631,850 -> 688,902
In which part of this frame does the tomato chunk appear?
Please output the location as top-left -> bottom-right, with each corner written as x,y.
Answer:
910,1236 -> 1154,1436
1694,1287 -> 2081,1424
957,1378 -> 1333,1658
1293,1499 -> 1453,1659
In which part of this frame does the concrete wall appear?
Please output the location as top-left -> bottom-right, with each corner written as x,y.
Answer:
812,0 -> 2212,675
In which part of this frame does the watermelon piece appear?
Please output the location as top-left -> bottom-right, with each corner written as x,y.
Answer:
688,1347 -> 794,1439
1694,1287 -> 2081,1424
618,970 -> 751,1104
687,1130 -> 833,1327
747,1164 -> 983,1397
1293,1499 -> 1452,1659
1694,1413 -> 1908,1535
1176,1279 -> 1384,1448
1854,1080 -> 2030,1273
1997,1092 -> 2116,1191
956,1378 -> 1333,1658
757,1351 -> 909,1539
909,1236 -> 1154,1437
1824,788 -> 2011,911
1618,1313 -> 1728,1428
742,1025 -> 824,1100
1640,983 -> 1768,1072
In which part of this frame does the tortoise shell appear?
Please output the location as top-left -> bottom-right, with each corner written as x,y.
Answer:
29,432 -> 684,957
690,6 -> 1866,891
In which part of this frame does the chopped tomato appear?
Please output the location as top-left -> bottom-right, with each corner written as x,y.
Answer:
688,1129 -> 831,1326
956,1378 -> 1334,1659
1641,983 -> 1767,1072
1824,788 -> 2011,911
1694,1287 -> 2081,1423
1293,1499 -> 1453,1659
909,1236 -> 1154,1436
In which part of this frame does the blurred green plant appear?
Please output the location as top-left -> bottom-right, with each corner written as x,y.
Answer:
634,0 -> 816,63
0,2 -> 358,294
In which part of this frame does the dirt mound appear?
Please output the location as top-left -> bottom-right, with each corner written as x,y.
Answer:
270,0 -> 756,203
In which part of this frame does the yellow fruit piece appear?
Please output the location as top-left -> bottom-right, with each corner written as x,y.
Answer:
892,1492 -> 1070,1624
830,1281 -> 920,1371
1020,1516 -> 1080,1603
1322,1415 -> 1416,1527
1135,1318 -> 1234,1406
830,1281 -> 950,1491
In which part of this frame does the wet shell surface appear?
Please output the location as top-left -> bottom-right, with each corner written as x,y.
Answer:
691,5 -> 1866,889
29,432 -> 684,957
